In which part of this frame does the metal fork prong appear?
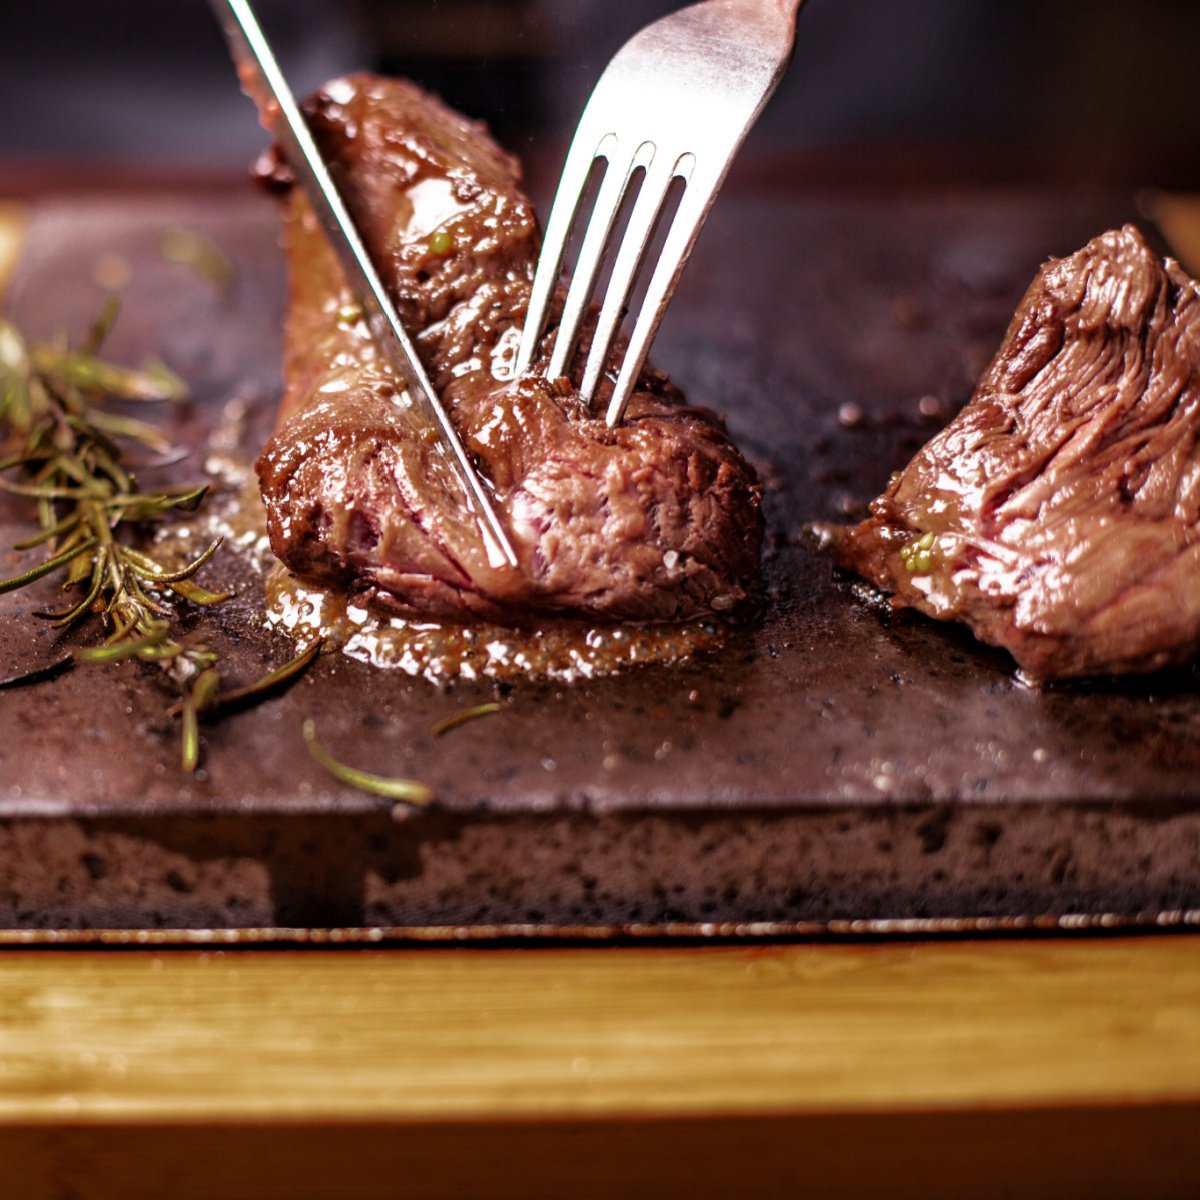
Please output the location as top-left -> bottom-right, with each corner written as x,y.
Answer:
546,141 -> 655,382
514,132 -> 611,379
578,158 -> 680,409
603,172 -> 720,427
521,0 -> 804,412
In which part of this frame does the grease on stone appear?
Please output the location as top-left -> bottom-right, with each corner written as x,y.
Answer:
265,564 -> 723,684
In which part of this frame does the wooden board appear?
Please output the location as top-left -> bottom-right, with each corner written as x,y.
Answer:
1,938 -> 1198,1199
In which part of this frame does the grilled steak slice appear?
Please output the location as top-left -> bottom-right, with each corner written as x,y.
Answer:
832,225 -> 1200,681
255,74 -> 762,623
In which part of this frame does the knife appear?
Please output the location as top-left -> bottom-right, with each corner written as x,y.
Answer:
208,0 -> 518,569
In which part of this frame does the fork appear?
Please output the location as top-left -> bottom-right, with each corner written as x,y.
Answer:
514,0 -> 804,426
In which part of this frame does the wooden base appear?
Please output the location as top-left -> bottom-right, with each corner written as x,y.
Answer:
6,1106 -> 1200,1200
1,937 -> 1198,1198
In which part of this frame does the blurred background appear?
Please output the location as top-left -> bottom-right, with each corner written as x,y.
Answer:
1,0 -> 1200,193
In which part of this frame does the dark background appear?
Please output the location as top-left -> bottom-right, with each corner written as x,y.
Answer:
2,0 -> 1199,190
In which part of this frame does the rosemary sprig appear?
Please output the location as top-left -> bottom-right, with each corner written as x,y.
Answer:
0,295 -> 316,770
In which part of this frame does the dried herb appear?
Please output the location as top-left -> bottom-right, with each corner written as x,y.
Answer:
160,228 -> 235,294
0,296 -> 315,770
432,701 -> 501,736
302,719 -> 433,806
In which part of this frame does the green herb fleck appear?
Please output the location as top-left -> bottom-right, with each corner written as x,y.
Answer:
899,529 -> 937,575
427,228 -> 454,256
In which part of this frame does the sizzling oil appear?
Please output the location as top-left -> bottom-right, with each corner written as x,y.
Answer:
156,401 -> 724,686
264,563 -> 723,685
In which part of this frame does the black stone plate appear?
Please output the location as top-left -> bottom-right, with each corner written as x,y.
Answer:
1,188 -> 1197,936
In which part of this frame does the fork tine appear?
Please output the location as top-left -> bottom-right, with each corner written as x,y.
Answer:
578,156 -> 681,409
514,131 -> 608,378
522,0 -> 804,410
546,139 -> 655,382
603,164 -> 723,427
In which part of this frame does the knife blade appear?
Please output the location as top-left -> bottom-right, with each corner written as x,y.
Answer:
208,0 -> 517,569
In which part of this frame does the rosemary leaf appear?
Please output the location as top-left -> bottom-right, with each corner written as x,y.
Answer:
12,512 -> 82,550
160,228 -> 235,294
432,701 -> 502,736
194,667 -> 223,709
0,449 -> 54,473
166,640 -> 321,719
180,667 -> 222,773
40,563 -> 107,627
208,639 -> 322,711
0,537 -> 97,594
180,699 -> 201,773
0,320 -> 28,373
108,484 -> 210,522
75,628 -> 170,664
64,540 -> 97,586
164,579 -> 233,606
302,719 -> 433,806
48,453 -> 97,489
164,484 -> 212,513
82,294 -> 121,356
34,348 -> 188,404
86,409 -> 177,456
136,642 -> 187,662
84,443 -> 133,494
123,537 -> 224,585
0,477 -> 89,500
180,708 -> 200,772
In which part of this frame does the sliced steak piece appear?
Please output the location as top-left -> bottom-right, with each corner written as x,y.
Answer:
831,225 -> 1200,681
255,74 -> 762,623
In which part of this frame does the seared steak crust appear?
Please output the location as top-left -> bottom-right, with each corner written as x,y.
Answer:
833,225 -> 1200,680
255,74 -> 762,623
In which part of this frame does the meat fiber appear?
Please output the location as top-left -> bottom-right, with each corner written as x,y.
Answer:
832,225 -> 1200,680
255,74 -> 762,623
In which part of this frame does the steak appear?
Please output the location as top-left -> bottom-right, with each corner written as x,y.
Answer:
831,225 -> 1200,681
254,74 -> 762,623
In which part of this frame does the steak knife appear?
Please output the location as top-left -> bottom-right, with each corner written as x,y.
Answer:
208,0 -> 518,569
